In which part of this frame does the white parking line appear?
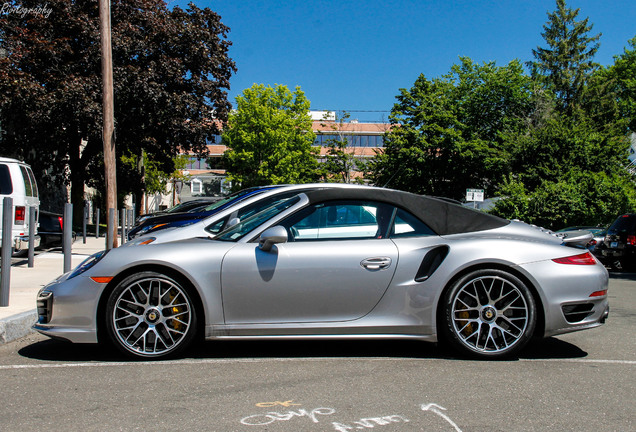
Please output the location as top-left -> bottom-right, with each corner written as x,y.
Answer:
0,356 -> 634,371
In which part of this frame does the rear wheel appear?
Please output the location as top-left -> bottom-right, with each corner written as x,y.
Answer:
441,269 -> 536,359
105,271 -> 197,359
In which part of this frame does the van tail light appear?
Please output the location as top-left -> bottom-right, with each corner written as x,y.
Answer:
628,235 -> 636,246
58,216 -> 63,230
552,252 -> 597,265
15,206 -> 25,225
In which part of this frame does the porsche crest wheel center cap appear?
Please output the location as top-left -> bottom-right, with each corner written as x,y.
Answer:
481,306 -> 497,323
145,308 -> 161,324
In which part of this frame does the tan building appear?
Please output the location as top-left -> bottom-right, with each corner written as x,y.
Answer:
178,111 -> 390,200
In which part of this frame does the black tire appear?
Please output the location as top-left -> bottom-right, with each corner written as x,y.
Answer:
105,271 -> 197,359
440,269 -> 536,359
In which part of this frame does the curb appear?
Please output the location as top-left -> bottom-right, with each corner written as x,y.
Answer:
0,309 -> 37,344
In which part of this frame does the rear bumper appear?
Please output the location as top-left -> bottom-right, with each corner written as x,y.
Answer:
14,234 -> 40,251
518,260 -> 609,338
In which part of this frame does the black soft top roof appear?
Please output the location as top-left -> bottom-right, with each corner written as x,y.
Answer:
304,187 -> 509,235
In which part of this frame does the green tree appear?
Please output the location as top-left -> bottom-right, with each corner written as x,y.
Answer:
531,0 -> 601,115
491,3 -> 636,228
492,171 -> 636,229
0,0 -> 235,216
603,36 -> 636,133
222,84 -> 319,189
493,114 -> 635,228
370,58 -> 533,199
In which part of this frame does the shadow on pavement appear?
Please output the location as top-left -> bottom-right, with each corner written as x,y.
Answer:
19,336 -> 588,363
518,337 -> 588,359
18,338 -> 127,362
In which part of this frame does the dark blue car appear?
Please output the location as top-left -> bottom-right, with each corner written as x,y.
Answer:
127,186 -> 280,240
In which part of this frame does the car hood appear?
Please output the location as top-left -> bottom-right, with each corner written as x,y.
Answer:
85,237 -> 237,277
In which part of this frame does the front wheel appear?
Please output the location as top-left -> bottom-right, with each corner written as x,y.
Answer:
440,269 -> 536,359
105,271 -> 197,359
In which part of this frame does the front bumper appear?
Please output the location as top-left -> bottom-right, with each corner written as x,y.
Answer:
32,273 -> 105,344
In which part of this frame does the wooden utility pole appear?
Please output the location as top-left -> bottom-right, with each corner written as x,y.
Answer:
99,0 -> 118,247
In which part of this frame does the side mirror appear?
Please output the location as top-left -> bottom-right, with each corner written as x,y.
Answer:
258,225 -> 288,252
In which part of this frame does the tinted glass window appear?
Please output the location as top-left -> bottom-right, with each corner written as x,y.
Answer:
20,166 -> 33,197
609,215 -> 636,233
0,165 -> 12,195
26,167 -> 38,197
205,217 -> 227,235
282,200 -> 393,241
390,208 -> 436,238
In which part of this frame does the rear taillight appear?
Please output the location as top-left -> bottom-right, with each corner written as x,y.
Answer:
628,235 -> 636,246
552,252 -> 597,265
58,216 -> 63,230
587,239 -> 597,246
14,206 -> 25,225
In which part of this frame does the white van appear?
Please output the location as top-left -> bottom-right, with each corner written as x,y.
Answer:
0,157 -> 40,253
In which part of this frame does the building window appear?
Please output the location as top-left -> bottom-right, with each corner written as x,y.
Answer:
191,178 -> 203,194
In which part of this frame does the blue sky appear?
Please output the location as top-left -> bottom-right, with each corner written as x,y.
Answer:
173,0 -> 636,122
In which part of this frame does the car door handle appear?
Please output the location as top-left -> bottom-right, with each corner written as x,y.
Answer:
360,257 -> 392,270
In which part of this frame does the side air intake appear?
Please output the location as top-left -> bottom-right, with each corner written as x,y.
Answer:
414,245 -> 450,282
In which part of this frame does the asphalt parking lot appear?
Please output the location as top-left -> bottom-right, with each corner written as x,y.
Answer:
0,273 -> 633,432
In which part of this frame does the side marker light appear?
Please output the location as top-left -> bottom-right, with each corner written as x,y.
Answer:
90,277 -> 114,284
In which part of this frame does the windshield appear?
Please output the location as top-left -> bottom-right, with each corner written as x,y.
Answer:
216,196 -> 300,242
200,186 -> 274,212
609,215 -> 636,234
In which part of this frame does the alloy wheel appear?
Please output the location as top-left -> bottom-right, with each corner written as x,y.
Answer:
110,275 -> 193,357
450,275 -> 531,355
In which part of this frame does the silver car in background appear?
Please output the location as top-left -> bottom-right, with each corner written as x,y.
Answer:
34,187 -> 609,360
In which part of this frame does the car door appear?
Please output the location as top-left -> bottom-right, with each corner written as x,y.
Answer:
221,200 -> 399,324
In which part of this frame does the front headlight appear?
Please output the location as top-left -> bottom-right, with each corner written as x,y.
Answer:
68,250 -> 109,279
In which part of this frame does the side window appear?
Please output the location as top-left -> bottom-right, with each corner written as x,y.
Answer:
282,200 -> 393,241
0,165 -> 12,195
20,166 -> 33,197
390,208 -> 436,238
26,167 -> 38,198
205,216 -> 228,235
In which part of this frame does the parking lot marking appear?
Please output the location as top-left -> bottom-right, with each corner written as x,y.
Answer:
255,400 -> 302,408
0,356 -> 634,371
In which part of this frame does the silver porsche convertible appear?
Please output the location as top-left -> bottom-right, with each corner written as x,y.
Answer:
34,187 -> 609,360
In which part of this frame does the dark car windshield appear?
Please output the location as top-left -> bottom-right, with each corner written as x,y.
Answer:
609,215 -> 636,233
216,196 -> 300,242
